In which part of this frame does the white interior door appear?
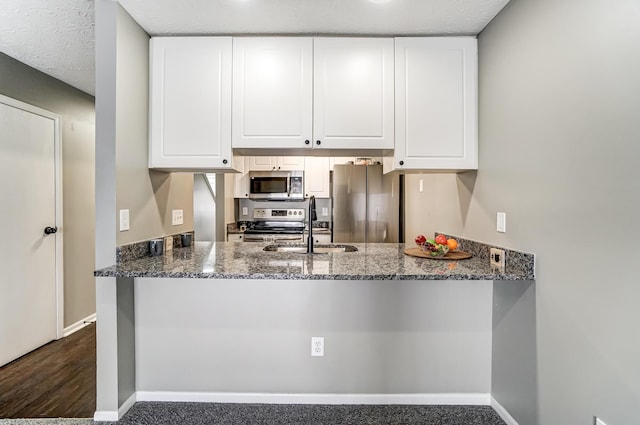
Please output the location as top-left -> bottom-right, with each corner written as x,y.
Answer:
0,95 -> 62,367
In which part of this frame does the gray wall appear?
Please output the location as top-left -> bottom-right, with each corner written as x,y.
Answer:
405,0 -> 640,423
0,52 -> 96,328
134,278 -> 493,395
113,5 -> 194,247
478,1 -> 640,424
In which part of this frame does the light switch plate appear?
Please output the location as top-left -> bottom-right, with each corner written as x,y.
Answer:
497,212 -> 506,233
172,209 -> 183,226
119,209 -> 130,232
322,207 -> 328,216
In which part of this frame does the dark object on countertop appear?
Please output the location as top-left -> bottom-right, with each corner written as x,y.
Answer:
180,233 -> 192,247
149,239 -> 163,256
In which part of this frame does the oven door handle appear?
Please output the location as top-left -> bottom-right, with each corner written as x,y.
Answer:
275,235 -> 303,242
243,235 -> 266,242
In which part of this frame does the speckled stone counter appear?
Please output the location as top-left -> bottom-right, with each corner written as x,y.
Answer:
95,242 -> 534,280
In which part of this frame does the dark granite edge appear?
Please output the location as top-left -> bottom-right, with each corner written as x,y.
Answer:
116,231 -> 195,264
94,269 -> 530,281
436,232 -> 536,279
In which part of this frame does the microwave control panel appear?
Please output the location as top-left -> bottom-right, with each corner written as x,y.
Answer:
254,208 -> 306,220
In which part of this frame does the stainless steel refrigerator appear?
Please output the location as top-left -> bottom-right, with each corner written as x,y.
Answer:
332,164 -> 402,243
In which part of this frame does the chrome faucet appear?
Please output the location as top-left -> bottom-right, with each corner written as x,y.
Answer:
307,195 -> 317,254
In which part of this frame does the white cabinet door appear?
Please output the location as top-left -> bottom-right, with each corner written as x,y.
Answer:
313,38 -> 394,150
227,234 -> 244,242
247,156 -> 304,171
247,156 -> 278,171
277,156 -> 305,171
387,37 -> 477,172
233,156 -> 250,198
232,37 -> 313,149
304,157 -> 330,198
149,37 -> 233,170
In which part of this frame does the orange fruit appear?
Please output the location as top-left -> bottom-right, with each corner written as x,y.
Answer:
446,238 -> 458,251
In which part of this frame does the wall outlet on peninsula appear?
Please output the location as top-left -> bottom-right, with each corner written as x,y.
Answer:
490,248 -> 505,270
311,337 -> 324,357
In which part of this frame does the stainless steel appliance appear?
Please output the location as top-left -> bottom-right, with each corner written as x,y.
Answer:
332,164 -> 401,243
243,208 -> 306,243
248,171 -> 304,201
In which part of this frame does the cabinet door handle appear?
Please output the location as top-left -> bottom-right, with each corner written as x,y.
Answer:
304,139 -> 310,145
399,160 -> 404,166
316,140 -> 321,146
222,159 -> 228,164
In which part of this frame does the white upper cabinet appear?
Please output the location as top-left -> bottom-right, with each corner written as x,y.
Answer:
232,37 -> 313,150
233,156 -> 250,198
247,156 -> 305,171
303,157 -> 331,198
385,37 -> 478,172
313,38 -> 395,150
149,37 -> 233,170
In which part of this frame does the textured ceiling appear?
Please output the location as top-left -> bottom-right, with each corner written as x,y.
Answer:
0,0 -> 510,97
0,0 -> 95,95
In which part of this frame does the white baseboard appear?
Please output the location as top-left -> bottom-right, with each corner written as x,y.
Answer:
94,392 -> 136,422
490,396 -> 519,425
63,313 -> 96,337
135,392 -> 491,406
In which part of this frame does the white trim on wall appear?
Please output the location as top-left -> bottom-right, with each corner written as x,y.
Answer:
94,392 -> 137,422
490,396 -> 520,425
135,392 -> 491,406
63,313 -> 97,337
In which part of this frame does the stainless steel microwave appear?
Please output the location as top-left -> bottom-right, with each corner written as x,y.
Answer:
248,171 -> 304,200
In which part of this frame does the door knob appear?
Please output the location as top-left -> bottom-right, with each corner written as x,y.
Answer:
44,226 -> 58,235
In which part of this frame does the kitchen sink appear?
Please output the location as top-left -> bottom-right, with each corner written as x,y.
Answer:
263,244 -> 358,254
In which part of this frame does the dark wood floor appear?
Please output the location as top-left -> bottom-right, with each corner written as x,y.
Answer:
0,323 -> 96,418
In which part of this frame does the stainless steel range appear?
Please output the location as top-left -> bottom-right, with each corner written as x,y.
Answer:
243,208 -> 306,243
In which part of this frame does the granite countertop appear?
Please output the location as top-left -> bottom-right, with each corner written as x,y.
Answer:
95,242 -> 534,281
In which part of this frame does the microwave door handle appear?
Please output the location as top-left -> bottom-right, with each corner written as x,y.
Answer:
287,175 -> 291,198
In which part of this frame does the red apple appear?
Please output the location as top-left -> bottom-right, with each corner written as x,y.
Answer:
415,235 -> 426,246
435,234 -> 448,245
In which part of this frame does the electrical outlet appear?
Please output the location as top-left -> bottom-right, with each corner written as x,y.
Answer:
490,248 -> 505,270
242,207 -> 248,216
119,209 -> 130,231
322,207 -> 328,216
172,209 -> 183,226
311,337 -> 324,357
164,236 -> 173,252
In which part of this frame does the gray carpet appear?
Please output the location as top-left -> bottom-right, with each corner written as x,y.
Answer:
0,421 -> 92,425
102,402 -> 507,424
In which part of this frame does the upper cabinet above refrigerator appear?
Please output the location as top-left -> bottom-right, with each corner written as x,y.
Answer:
384,37 -> 478,173
232,37 -> 394,153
